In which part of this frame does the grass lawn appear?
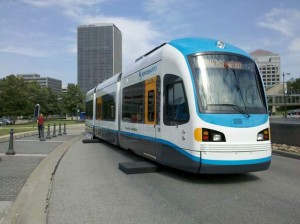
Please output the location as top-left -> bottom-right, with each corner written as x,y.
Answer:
0,119 -> 84,136
0,127 -> 36,136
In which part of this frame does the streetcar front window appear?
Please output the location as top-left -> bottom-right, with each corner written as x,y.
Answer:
188,54 -> 267,114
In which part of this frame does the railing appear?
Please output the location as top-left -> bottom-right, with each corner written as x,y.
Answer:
267,94 -> 300,106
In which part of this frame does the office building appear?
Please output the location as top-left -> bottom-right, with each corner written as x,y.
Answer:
250,49 -> 280,89
77,23 -> 122,93
62,85 -> 67,93
16,73 -> 62,94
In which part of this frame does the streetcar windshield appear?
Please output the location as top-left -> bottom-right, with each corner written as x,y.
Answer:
188,54 -> 267,114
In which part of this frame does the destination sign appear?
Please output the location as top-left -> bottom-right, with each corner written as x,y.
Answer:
203,59 -> 242,69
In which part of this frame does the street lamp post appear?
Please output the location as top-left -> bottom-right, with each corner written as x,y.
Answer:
282,72 -> 290,118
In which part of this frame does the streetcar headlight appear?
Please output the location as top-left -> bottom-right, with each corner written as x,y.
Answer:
257,133 -> 264,141
213,134 -> 222,142
202,128 -> 226,142
257,128 -> 270,141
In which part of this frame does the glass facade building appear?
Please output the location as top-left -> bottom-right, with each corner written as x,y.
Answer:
250,49 -> 280,89
77,23 -> 122,93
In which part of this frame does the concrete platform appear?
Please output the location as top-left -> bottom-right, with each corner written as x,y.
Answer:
119,161 -> 161,174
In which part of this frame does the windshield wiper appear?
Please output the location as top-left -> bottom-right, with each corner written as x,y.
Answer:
224,63 -> 251,117
208,104 -> 251,118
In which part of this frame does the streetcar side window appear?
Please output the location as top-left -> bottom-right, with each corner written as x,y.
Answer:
122,81 -> 144,123
102,93 -> 116,121
164,74 -> 189,125
85,99 -> 93,120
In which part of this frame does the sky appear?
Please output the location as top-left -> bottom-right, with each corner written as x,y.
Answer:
0,0 -> 300,86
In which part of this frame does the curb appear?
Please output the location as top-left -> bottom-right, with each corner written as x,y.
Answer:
1,135 -> 83,224
272,149 -> 300,160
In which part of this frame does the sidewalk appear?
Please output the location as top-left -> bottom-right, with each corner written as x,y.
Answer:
0,124 -> 84,224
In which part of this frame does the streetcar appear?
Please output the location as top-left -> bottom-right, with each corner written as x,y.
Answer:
85,37 -> 271,174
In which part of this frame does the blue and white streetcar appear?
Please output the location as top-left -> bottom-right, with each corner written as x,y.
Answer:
85,37 -> 271,174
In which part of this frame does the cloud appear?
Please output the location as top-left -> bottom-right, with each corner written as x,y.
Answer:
144,0 -> 178,17
78,15 -> 163,67
288,38 -> 300,52
21,0 -> 106,21
257,8 -> 300,36
22,0 -> 164,68
68,44 -> 77,54
22,0 -> 105,8
143,0 -> 192,37
0,45 -> 48,57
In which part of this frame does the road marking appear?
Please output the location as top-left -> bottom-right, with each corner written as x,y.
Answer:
0,153 -> 47,157
14,140 -> 66,143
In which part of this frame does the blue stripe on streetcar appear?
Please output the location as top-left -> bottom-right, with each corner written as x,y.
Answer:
201,156 -> 272,166
120,130 -> 271,166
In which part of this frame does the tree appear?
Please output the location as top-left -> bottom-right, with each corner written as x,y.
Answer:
40,87 -> 60,117
0,75 -> 60,120
61,84 -> 85,119
288,78 -> 300,94
0,75 -> 30,121
25,81 -> 44,116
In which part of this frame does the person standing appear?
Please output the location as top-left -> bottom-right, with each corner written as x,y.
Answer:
37,113 -> 44,138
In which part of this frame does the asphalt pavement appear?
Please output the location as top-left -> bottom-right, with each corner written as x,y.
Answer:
46,138 -> 300,224
1,119 -> 300,223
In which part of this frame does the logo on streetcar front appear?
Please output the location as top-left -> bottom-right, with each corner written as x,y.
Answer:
139,65 -> 157,80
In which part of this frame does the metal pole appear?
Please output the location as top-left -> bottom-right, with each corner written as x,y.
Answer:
6,129 -> 15,155
58,123 -> 62,136
63,123 -> 67,135
40,125 -> 45,141
46,123 -> 52,139
52,123 -> 57,137
283,72 -> 287,118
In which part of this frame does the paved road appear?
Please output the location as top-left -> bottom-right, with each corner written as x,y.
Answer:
47,141 -> 300,224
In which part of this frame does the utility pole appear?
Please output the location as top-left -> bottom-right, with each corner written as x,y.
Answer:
282,72 -> 290,118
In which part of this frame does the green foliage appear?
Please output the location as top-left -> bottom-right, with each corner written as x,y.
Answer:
287,78 -> 300,93
0,75 -> 30,118
0,75 -> 84,119
61,84 -> 85,117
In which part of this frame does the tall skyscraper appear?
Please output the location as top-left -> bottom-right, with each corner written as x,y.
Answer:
250,49 -> 280,89
77,23 -> 122,93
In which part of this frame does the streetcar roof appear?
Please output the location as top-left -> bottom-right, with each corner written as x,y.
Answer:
95,73 -> 121,91
169,37 -> 251,58
86,86 -> 96,96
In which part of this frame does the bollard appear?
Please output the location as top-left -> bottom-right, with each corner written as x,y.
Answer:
6,129 -> 16,155
46,123 -> 52,139
58,123 -> 62,136
52,123 -> 57,137
40,125 -> 45,141
63,123 -> 67,135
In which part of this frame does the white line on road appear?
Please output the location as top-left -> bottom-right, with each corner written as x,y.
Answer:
0,153 -> 47,157
14,140 -> 66,143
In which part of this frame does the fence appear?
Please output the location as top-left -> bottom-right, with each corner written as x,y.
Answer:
270,123 -> 300,146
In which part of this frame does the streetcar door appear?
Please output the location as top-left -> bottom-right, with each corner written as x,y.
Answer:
160,74 -> 194,171
143,77 -> 157,159
96,96 -> 102,137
